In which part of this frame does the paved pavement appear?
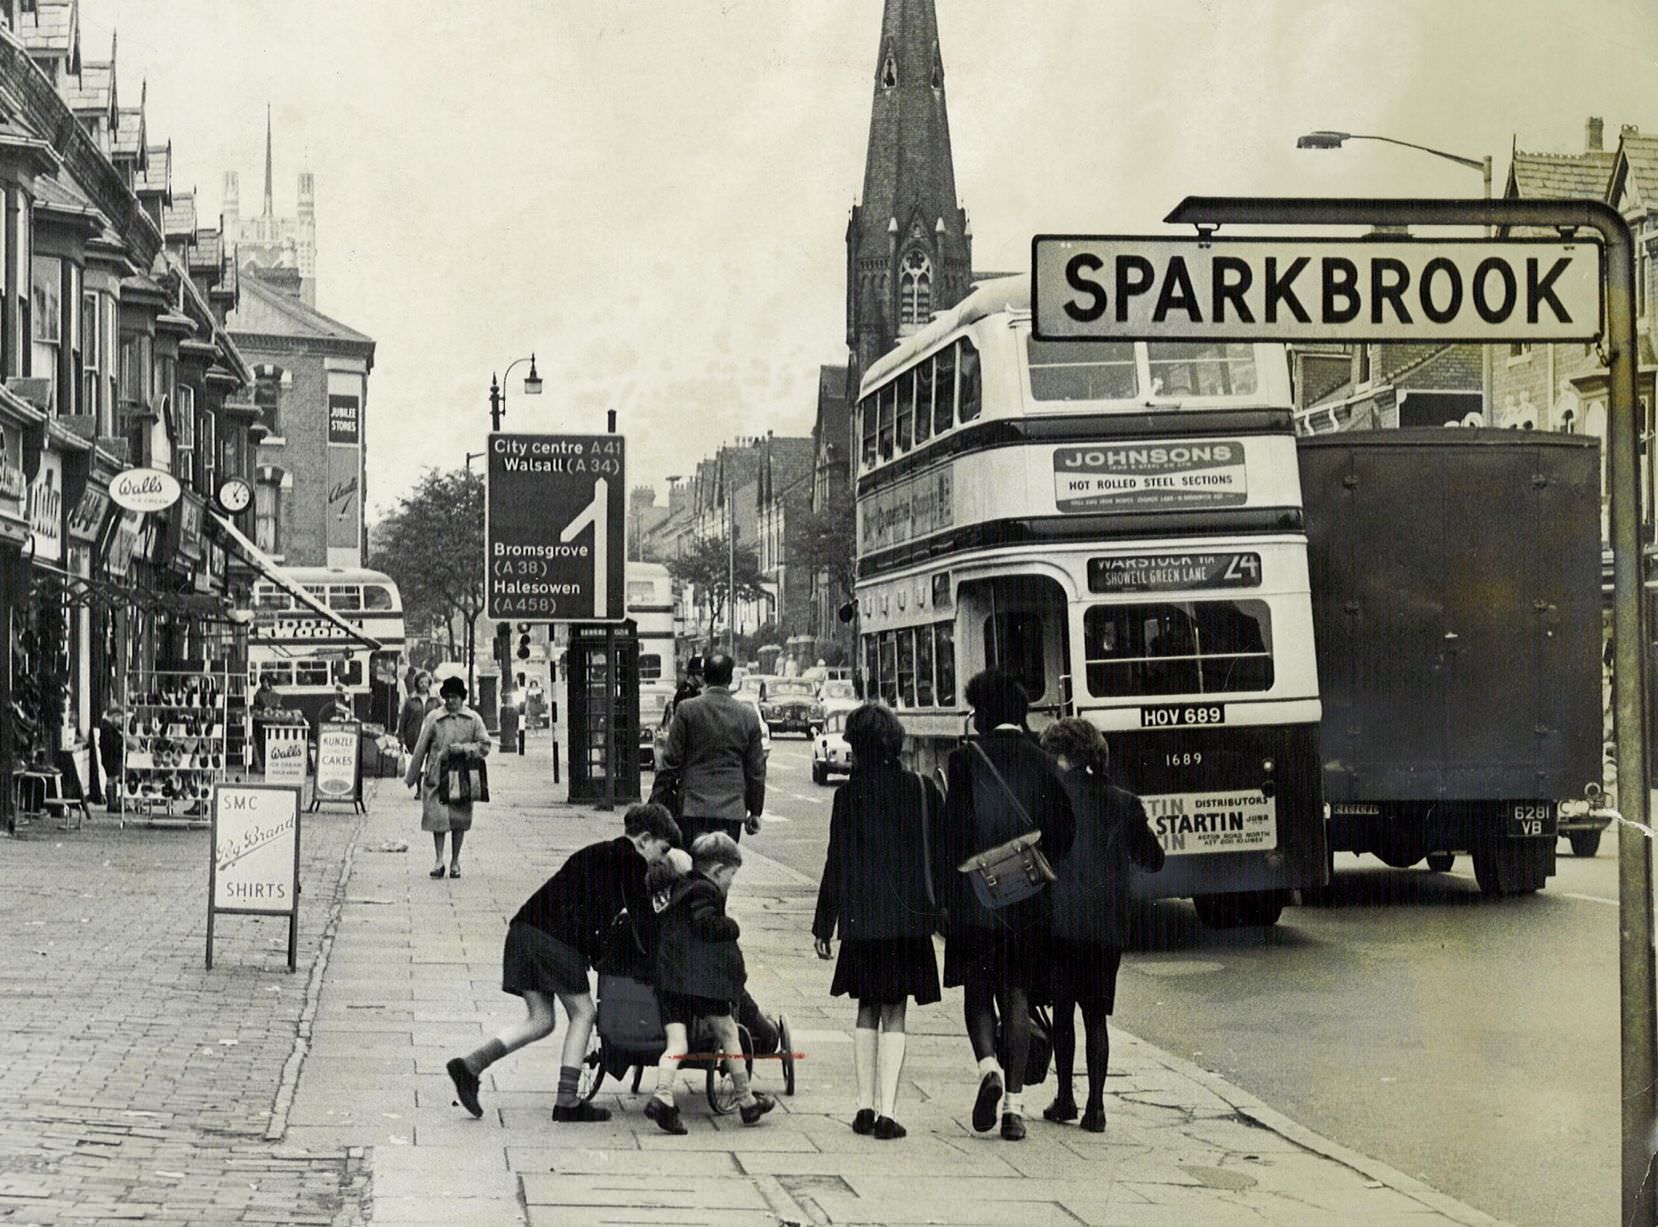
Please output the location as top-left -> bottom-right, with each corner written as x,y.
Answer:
2,736 -> 1514,1225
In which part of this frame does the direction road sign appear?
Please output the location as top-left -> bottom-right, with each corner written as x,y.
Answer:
486,433 -> 625,621
1032,234 -> 1604,343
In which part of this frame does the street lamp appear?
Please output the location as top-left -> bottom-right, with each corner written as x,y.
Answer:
1296,130 -> 1494,417
488,353 -> 543,432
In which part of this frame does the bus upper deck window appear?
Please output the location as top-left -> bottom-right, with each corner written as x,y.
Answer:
1027,338 -> 1138,401
895,370 -> 915,454
329,585 -> 362,611
878,384 -> 896,461
1146,342 -> 1258,398
958,340 -> 982,422
933,344 -> 956,435
914,357 -> 934,445
363,585 -> 395,611
860,396 -> 878,470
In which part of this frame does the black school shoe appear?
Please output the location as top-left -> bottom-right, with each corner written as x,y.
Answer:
1001,1111 -> 1026,1141
740,1092 -> 777,1125
1043,1095 -> 1078,1123
1080,1105 -> 1107,1133
644,1097 -> 687,1135
971,1071 -> 1003,1133
874,1115 -> 907,1140
445,1058 -> 482,1119
552,1102 -> 611,1122
852,1108 -> 876,1135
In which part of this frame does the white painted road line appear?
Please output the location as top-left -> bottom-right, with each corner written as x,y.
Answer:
1447,869 -> 1617,906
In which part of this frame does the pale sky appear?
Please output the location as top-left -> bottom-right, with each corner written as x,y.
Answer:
81,0 -> 1658,519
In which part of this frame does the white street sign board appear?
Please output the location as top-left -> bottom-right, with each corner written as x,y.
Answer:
486,433 -> 625,621
1032,235 -> 1604,342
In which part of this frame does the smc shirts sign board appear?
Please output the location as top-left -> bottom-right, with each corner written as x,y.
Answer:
211,785 -> 299,915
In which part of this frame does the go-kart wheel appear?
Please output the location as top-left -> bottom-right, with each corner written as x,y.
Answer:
778,1015 -> 795,1096
706,1063 -> 740,1115
577,1033 -> 606,1104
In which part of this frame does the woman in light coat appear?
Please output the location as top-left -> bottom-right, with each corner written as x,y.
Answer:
404,676 -> 491,878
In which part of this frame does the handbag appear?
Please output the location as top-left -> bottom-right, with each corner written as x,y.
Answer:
438,750 -> 490,805
957,741 -> 1057,910
997,1005 -> 1054,1087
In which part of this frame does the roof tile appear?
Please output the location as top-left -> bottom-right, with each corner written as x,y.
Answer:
1509,149 -> 1615,201
19,0 -> 75,55
228,274 -> 374,347
60,60 -> 111,114
162,190 -> 196,237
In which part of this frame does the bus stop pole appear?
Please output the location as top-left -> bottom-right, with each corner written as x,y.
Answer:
1162,195 -> 1654,1225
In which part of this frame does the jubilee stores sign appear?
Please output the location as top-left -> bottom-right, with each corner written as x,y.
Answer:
1032,235 -> 1603,342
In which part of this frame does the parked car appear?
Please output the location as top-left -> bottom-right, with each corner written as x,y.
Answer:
809,679 -> 859,733
811,710 -> 854,785
761,678 -> 818,738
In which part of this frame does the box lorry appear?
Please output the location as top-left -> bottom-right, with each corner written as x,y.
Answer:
1298,430 -> 1607,897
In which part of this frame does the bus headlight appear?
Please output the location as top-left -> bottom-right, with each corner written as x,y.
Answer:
1262,758 -> 1275,774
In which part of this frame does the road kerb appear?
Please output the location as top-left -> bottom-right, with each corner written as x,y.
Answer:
1116,1030 -> 1515,1227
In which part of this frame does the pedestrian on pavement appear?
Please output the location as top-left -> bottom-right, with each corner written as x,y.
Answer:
812,703 -> 941,1140
669,655 -> 706,718
649,652 -> 765,846
645,832 -> 777,1134
938,669 -> 1075,1141
397,670 -> 439,755
1037,718 -> 1165,1133
97,700 -> 125,812
445,802 -> 685,1123
403,676 -> 491,879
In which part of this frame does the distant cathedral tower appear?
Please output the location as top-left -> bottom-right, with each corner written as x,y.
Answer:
223,109 -> 318,307
845,0 -> 972,395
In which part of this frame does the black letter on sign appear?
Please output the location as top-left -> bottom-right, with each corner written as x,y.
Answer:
1369,257 -> 1412,325
1472,257 -> 1517,324
1322,258 -> 1360,325
1264,257 -> 1311,323
1419,257 -> 1463,324
1115,256 -> 1156,322
1527,256 -> 1574,324
1153,256 -> 1201,324
1211,257 -> 1255,324
1064,254 -> 1107,323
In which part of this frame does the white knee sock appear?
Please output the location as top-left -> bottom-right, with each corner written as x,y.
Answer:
853,1026 -> 878,1112
877,1031 -> 906,1119
977,1055 -> 1000,1079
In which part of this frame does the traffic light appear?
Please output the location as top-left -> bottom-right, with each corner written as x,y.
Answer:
516,623 -> 532,660
494,622 -> 511,671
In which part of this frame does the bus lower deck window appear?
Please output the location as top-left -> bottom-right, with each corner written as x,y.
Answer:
1083,601 -> 1273,697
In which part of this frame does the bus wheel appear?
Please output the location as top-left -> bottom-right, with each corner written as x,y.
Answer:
1567,830 -> 1602,858
1472,839 -> 1553,896
1425,852 -> 1455,872
1193,890 -> 1288,929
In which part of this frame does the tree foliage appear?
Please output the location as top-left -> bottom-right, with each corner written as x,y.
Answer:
368,468 -> 486,666
665,534 -> 768,649
789,499 -> 857,599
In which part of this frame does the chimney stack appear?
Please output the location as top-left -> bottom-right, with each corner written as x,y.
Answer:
1587,116 -> 1605,152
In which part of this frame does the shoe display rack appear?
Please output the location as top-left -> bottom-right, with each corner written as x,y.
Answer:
121,668 -> 229,825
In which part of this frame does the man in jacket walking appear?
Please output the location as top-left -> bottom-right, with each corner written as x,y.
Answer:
650,652 -> 766,846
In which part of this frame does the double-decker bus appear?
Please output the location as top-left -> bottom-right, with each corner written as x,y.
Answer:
853,274 -> 1324,927
248,568 -> 407,728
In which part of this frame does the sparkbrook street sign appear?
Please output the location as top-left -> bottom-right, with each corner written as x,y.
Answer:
486,433 -> 625,622
1031,235 -> 1604,342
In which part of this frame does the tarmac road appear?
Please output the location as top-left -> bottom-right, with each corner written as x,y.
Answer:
746,734 -> 1622,1227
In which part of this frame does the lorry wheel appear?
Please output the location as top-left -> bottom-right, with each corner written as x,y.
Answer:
1193,890 -> 1288,928
1568,831 -> 1602,858
1425,852 -> 1455,873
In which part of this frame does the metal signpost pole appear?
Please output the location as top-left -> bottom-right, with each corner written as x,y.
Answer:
1158,195 -> 1653,1225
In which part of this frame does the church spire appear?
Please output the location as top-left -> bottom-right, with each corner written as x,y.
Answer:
846,0 -> 971,391
263,105 -> 273,218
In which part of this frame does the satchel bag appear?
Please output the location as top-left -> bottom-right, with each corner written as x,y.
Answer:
957,741 -> 1057,910
996,1005 -> 1054,1087
438,750 -> 490,805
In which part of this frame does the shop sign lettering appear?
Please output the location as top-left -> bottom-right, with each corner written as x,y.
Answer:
1053,441 -> 1247,512
264,727 -> 308,786
106,509 -> 145,578
26,453 -> 63,563
1143,790 -> 1278,855
211,786 -> 299,915
314,723 -> 360,798
67,486 -> 110,541
110,467 -> 182,513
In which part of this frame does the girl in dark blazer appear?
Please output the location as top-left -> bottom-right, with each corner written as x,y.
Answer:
939,670 -> 1076,1141
1038,717 -> 1165,1133
813,704 -> 941,1140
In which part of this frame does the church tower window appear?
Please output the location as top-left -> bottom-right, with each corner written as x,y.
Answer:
898,250 -> 933,331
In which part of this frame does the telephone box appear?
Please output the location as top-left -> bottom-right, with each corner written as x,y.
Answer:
565,620 -> 641,806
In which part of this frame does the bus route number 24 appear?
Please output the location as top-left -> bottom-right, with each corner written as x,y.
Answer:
1142,704 -> 1225,728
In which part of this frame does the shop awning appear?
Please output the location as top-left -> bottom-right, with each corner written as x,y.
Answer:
211,513 -> 383,651
30,559 -> 232,621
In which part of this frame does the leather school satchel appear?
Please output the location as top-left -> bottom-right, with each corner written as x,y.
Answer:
957,741 -> 1056,910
